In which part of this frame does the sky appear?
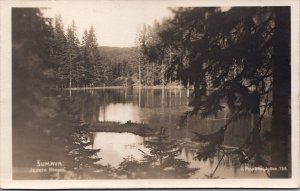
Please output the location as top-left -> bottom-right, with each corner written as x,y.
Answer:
43,2 -> 173,47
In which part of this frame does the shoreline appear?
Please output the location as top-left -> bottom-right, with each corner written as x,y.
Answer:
61,85 -> 193,90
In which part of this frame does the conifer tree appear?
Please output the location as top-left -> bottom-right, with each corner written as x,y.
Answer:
65,21 -> 83,88
51,15 -> 67,88
80,29 -> 92,86
80,26 -> 104,86
141,7 -> 291,178
117,127 -> 198,178
141,127 -> 198,178
87,26 -> 104,86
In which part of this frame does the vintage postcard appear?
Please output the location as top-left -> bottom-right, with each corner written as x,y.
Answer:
0,0 -> 299,189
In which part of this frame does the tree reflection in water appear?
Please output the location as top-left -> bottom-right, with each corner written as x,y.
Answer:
193,119 -> 270,178
13,93 -> 269,179
117,127 -> 199,179
13,97 -> 114,179
50,97 -> 116,179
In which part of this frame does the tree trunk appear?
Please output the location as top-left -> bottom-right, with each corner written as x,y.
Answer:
139,57 -> 142,88
161,59 -> 165,88
271,7 -> 291,178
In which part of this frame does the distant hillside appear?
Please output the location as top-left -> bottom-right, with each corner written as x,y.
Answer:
98,46 -> 137,62
97,46 -> 167,86
97,46 -> 139,86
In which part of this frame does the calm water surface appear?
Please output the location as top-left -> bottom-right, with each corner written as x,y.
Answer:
72,88 -> 270,178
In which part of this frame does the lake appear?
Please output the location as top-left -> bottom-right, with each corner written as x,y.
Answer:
70,87 -> 269,178
12,87 -> 270,179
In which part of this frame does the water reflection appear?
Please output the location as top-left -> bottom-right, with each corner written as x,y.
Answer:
92,132 -> 146,166
13,97 -> 113,180
90,131 -> 267,178
114,127 -> 199,179
13,88 -> 271,179
74,88 -> 270,146
99,103 -> 141,123
75,88 -> 270,178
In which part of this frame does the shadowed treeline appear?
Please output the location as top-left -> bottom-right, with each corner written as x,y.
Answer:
12,8 -> 111,180
12,7 -> 290,179
138,7 -> 291,178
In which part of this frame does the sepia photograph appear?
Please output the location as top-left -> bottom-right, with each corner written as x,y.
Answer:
0,0 -> 299,189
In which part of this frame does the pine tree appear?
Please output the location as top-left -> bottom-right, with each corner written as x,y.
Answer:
12,9 -> 113,180
51,15 -> 68,88
139,21 -> 179,86
81,26 -> 104,86
80,29 -> 92,86
12,8 -> 55,129
65,21 -> 83,88
142,127 -> 198,178
58,98 -> 104,179
87,26 -> 104,86
118,127 -> 198,178
140,7 -> 291,178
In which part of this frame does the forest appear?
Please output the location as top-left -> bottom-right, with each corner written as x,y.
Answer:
50,16 -> 176,88
12,6 -> 291,179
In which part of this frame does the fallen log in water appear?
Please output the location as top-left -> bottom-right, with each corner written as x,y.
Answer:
87,121 -> 157,136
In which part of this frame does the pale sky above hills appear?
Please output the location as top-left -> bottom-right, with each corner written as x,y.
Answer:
43,1 -> 173,47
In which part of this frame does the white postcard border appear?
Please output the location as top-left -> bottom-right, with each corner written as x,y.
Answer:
0,0 -> 299,189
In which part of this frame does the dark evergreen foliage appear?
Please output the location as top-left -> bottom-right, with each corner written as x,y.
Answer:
12,8 -> 112,179
117,127 -> 198,178
140,7 -> 291,177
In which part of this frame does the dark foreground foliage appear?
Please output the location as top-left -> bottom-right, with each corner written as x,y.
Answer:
140,7 -> 291,178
